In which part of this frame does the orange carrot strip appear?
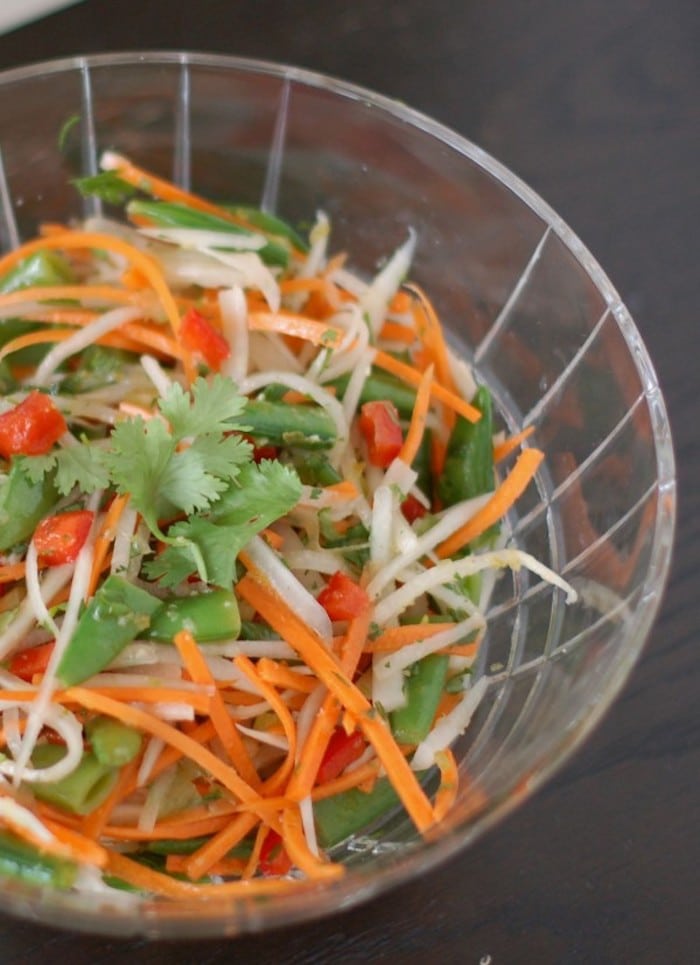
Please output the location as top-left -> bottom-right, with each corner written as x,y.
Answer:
261,527 -> 284,550
0,284 -> 145,308
0,563 -> 26,584
364,622 -> 457,654
373,350 -> 480,424
184,811 -> 259,882
0,328 -> 79,365
87,494 -> 130,598
242,821 -> 268,879
40,818 -> 108,867
107,847 -> 305,897
437,448 -> 544,558
310,760 -> 382,801
405,282 -> 456,393
322,480 -> 359,500
288,693 -> 339,801
248,312 -> 344,348
281,807 -> 344,880
100,816 -> 232,842
62,688 -> 265,811
173,630 -> 260,789
256,659 -> 318,694
21,309 -> 98,325
399,363 -> 433,466
233,654 -> 297,796
165,854 -> 247,877
237,573 -> 434,833
378,320 -> 416,344
432,749 -> 459,823
493,425 -> 536,463
120,321 -> 184,359
81,757 -> 141,840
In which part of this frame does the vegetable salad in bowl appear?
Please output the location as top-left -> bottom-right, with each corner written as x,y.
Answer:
0,150 -> 574,899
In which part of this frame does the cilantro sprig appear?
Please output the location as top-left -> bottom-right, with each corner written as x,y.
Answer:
22,375 -> 302,587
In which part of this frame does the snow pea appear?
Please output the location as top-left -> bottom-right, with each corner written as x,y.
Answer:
0,830 -> 77,889
244,399 -> 337,449
127,200 -> 291,267
145,588 -> 240,643
0,461 -> 58,552
330,369 -> 417,419
438,385 -> 494,508
390,653 -> 449,745
57,575 -> 163,686
28,744 -> 119,815
86,716 -> 143,767
313,776 -> 404,849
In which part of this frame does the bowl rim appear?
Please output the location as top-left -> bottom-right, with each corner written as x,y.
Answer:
0,49 -> 677,938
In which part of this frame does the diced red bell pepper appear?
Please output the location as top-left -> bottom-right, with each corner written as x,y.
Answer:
317,727 -> 367,784
180,307 -> 231,371
401,493 -> 428,523
8,640 -> 55,682
358,400 -> 403,468
259,829 -> 292,877
317,571 -> 370,621
0,391 -> 67,458
252,443 -> 280,463
33,510 -> 94,566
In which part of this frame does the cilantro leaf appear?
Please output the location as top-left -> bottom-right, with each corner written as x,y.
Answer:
186,433 -> 251,480
144,460 -> 302,588
158,446 -> 229,517
19,443 -> 110,496
159,375 -> 249,440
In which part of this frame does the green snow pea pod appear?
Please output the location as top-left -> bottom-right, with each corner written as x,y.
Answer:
145,588 -> 241,643
0,250 -> 74,294
0,830 -> 77,889
28,744 -> 119,816
85,716 -> 143,767
57,575 -> 163,686
313,776 -> 404,849
390,654 -> 449,746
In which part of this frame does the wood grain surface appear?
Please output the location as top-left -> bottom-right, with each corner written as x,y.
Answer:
0,1 -> 696,961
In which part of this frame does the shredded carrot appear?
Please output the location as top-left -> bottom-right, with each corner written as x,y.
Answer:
437,448 -> 544,558
40,819 -> 109,868
493,425 -> 536,462
322,480 -> 359,500
288,693 -> 339,801
0,563 -> 26,584
248,312 -> 344,348
405,282 -> 456,394
432,749 -> 459,823
81,757 -> 141,841
364,622 -> 457,654
87,494 -> 130,598
237,572 -> 434,833
389,290 -> 412,314
399,363 -> 433,466
173,630 -> 260,788
261,528 -> 285,550
373,350 -> 480,424
310,760 -> 382,801
256,659 -> 318,694
21,309 -> 98,326
0,284 -> 145,309
242,821 -> 268,879
98,815 -> 232,842
281,806 -> 344,880
184,811 -> 259,882
0,328 -> 80,365
165,854 -> 247,878
378,320 -> 417,344
121,321 -> 184,359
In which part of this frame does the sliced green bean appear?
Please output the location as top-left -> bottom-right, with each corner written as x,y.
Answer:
86,716 -> 143,767
0,461 -> 58,552
145,588 -> 240,643
438,385 -> 494,508
0,830 -> 77,889
57,575 -> 163,686
294,452 -> 343,487
314,777 -> 403,849
0,250 -> 74,294
61,345 -> 132,394
244,399 -> 336,450
329,369 -> 417,419
390,654 -> 449,745
28,744 -> 118,815
226,204 -> 309,253
127,200 -> 290,267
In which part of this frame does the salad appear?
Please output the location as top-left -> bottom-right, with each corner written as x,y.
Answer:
0,152 -> 574,898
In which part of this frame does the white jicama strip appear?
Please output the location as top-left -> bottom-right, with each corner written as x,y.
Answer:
248,331 -> 304,374
83,673 -> 212,694
134,702 -> 195,723
12,541 -> 95,785
0,566 -> 73,662
219,286 -> 249,384
412,676 -> 489,771
366,493 -> 493,600
138,768 -> 176,833
318,305 -> 369,382
338,345 -> 374,428
329,265 -> 369,298
447,350 -> 479,403
371,652 -> 405,712
33,306 -> 142,386
140,354 -> 173,398
299,793 -> 320,858
295,682 -> 327,762
137,736 -> 165,787
245,535 -> 333,645
235,724 -> 288,751
374,549 -> 578,626
369,485 -> 395,572
0,706 -> 84,784
227,699 -> 272,721
138,226 -> 266,251
205,249 -> 280,312
361,229 -> 416,337
23,541 -> 61,640
300,212 -> 330,279
1,707 -> 22,760
110,504 -> 139,575
0,796 -> 55,845
382,457 -> 417,494
373,617 -> 484,684
284,549 -> 352,576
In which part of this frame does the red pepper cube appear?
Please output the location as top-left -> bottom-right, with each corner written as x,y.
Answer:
317,727 -> 367,784
33,510 -> 94,566
259,829 -> 292,877
0,391 -> 67,458
180,307 -> 231,372
317,571 -> 370,621
359,400 -> 403,468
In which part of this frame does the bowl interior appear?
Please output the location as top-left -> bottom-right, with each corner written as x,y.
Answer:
0,52 -> 675,937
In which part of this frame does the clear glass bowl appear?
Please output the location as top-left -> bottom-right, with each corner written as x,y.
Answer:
0,52 -> 675,937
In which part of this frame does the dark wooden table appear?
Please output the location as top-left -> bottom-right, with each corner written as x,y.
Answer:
0,1 -> 696,961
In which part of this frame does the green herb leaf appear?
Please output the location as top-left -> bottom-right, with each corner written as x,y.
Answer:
158,375 -> 249,440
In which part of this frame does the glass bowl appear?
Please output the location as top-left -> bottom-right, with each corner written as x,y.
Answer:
0,52 -> 675,937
